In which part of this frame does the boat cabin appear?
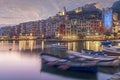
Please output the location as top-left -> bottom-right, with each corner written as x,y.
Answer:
50,44 -> 68,58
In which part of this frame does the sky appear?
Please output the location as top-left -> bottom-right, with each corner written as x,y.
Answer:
0,0 -> 117,25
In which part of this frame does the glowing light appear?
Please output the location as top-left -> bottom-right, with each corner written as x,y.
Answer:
30,33 -> 32,36
95,41 -> 99,51
19,40 -> 26,51
12,40 -> 16,50
41,40 -> 45,51
67,42 -> 72,50
63,35 -> 78,40
28,40 -> 34,51
86,41 -> 90,50
75,8 -> 82,13
118,43 -> 120,46
57,43 -> 60,45
42,34 -> 44,38
73,42 -> 78,51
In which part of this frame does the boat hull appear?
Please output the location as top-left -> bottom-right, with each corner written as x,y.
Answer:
41,54 -> 98,73
45,63 -> 98,73
108,72 -> 120,80
97,60 -> 120,67
103,49 -> 120,56
66,66 -> 98,73
68,51 -> 118,62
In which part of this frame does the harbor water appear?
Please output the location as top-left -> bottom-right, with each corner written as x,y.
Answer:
0,40 -> 120,80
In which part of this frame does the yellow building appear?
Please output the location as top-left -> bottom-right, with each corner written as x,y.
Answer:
64,19 -> 104,39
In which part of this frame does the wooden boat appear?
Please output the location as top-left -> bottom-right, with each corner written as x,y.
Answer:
41,65 -> 97,79
41,53 -> 98,73
108,72 -> 120,80
101,41 -> 120,56
68,50 -> 119,67
102,46 -> 120,56
81,50 -> 119,67
68,51 -> 118,62
97,59 -> 120,67
112,40 -> 120,43
49,44 -> 119,67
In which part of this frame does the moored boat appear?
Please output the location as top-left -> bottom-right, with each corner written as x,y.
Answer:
68,50 -> 119,67
58,62 -> 97,73
102,46 -> 120,56
81,49 -> 120,67
97,59 -> 120,67
101,41 -> 120,56
41,53 -> 98,73
108,72 -> 120,80
68,50 -> 118,62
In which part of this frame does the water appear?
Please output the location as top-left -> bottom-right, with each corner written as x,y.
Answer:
0,40 -> 119,80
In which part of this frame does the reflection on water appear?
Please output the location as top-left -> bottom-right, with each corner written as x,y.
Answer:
67,42 -> 73,50
86,41 -> 90,50
0,40 -> 119,80
41,40 -> 45,52
0,40 -> 41,80
117,43 -> 120,46
84,41 -> 101,51
57,41 -> 102,52
67,42 -> 78,51
28,40 -> 35,51
51,41 -> 100,53
19,40 -> 26,51
19,40 -> 37,52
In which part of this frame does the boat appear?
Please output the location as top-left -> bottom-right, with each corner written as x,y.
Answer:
101,41 -> 120,56
97,59 -> 120,67
108,72 -> 120,80
112,40 -> 120,43
99,67 -> 120,74
41,53 -> 98,73
41,53 -> 68,67
68,50 -> 119,67
81,50 -> 119,67
68,50 -> 118,62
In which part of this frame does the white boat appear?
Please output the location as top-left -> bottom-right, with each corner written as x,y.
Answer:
112,40 -> 120,43
108,72 -> 120,80
68,50 -> 119,67
49,44 -> 119,67
82,50 -> 120,67
68,51 -> 118,61
102,45 -> 120,55
41,53 -> 98,73
101,41 -> 120,56
97,59 -> 120,67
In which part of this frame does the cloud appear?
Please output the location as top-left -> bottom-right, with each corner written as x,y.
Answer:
0,16 -> 21,19
0,0 -> 116,25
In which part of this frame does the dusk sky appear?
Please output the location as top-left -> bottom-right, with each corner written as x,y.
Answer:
0,0 -> 116,25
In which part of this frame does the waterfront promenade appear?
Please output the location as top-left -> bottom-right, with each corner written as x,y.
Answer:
0,38 -> 119,42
